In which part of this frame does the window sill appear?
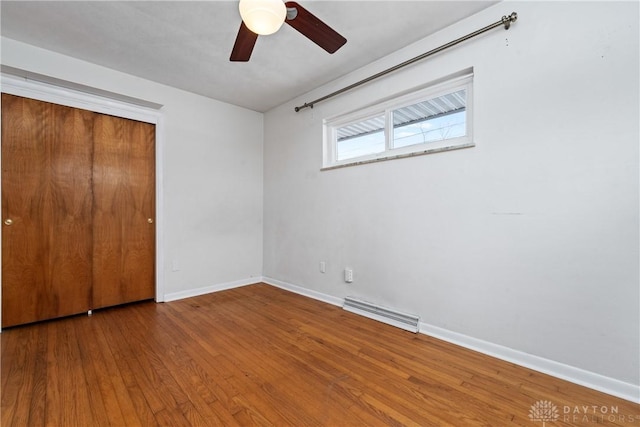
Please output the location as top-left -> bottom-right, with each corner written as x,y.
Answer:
321,142 -> 475,171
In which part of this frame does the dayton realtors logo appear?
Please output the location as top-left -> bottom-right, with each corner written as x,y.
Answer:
529,400 -> 639,425
529,400 -> 559,426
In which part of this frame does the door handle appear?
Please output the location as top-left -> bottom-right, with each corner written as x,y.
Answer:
147,218 -> 154,224
4,219 -> 13,226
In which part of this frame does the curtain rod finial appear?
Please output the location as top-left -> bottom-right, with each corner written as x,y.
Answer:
502,12 -> 517,30
294,102 -> 313,112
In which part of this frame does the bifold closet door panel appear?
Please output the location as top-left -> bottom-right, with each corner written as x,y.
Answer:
1,94 -> 93,327
92,114 -> 155,309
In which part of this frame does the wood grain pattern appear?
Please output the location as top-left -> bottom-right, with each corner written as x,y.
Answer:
1,94 -> 93,327
2,283 -> 638,426
284,2 -> 347,54
91,113 -> 155,309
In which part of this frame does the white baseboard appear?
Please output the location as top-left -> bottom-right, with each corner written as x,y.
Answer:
418,322 -> 639,404
162,277 -> 259,302
261,277 -> 343,307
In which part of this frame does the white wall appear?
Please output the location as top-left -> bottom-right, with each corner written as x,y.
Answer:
1,37 -> 264,299
263,0 -> 639,393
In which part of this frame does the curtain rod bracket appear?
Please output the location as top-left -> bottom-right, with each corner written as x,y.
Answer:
294,12 -> 519,113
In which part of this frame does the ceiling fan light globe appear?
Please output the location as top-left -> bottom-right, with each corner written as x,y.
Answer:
239,0 -> 286,36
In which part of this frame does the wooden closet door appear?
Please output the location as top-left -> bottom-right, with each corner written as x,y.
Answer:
1,94 -> 94,327
92,114 -> 155,309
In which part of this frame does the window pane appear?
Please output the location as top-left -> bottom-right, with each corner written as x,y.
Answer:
336,115 -> 385,161
324,73 -> 474,169
392,89 -> 466,149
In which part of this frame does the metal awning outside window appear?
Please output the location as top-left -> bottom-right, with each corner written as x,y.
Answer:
337,89 -> 466,142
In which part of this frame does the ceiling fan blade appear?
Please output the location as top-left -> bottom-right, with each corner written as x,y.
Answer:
284,1 -> 346,54
230,21 -> 258,62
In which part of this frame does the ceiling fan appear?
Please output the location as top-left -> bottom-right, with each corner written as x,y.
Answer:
230,0 -> 347,62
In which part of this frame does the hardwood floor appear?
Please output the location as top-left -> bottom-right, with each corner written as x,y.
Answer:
2,283 -> 638,426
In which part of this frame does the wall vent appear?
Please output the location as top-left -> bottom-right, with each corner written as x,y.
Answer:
343,296 -> 420,333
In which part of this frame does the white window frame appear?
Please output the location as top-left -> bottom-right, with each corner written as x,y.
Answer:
322,72 -> 474,170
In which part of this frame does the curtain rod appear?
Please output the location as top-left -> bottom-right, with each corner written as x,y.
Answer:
294,12 -> 518,112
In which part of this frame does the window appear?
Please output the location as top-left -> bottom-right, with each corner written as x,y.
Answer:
323,72 -> 473,169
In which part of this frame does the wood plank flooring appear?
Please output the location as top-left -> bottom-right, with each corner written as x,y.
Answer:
2,283 -> 638,426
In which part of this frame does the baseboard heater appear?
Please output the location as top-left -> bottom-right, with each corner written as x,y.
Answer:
343,296 -> 420,333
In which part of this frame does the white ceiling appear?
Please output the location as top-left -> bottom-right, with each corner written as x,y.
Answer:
1,1 -> 498,112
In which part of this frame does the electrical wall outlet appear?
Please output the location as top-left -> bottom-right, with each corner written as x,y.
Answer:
319,261 -> 326,273
344,268 -> 353,283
